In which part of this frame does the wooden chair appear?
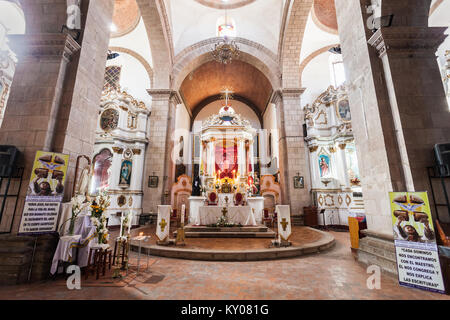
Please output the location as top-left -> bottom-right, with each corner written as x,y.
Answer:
170,209 -> 178,229
234,192 -> 244,206
207,192 -> 218,206
263,209 -> 272,227
85,246 -> 112,280
272,211 -> 278,228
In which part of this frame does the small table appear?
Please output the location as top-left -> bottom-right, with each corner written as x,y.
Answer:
131,235 -> 151,276
51,234 -> 82,275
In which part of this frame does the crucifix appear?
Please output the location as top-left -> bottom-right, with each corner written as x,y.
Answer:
221,88 -> 234,109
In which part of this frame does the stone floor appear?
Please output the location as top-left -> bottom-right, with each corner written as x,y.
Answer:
0,231 -> 448,300
131,225 -> 323,250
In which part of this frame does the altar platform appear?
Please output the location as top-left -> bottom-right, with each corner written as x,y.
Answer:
129,225 -> 335,261
175,224 -> 277,238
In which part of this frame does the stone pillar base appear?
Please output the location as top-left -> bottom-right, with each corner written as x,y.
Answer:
357,230 -> 397,276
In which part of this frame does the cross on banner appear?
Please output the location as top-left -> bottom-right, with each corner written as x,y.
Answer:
159,219 -> 167,232
280,218 -> 289,231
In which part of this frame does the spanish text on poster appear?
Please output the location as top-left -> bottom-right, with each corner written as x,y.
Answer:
390,192 -> 445,294
18,151 -> 69,235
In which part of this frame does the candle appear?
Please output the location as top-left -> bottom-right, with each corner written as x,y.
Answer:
119,215 -> 124,237
181,204 -> 185,226
139,232 -> 144,236
128,210 -> 132,234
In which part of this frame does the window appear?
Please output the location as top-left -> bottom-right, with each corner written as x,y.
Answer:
329,54 -> 346,88
90,149 -> 113,195
216,16 -> 236,38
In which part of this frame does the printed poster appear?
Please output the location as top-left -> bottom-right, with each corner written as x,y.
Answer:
390,192 -> 445,294
19,151 -> 69,235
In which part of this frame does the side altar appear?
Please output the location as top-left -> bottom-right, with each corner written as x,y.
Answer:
188,104 -> 264,227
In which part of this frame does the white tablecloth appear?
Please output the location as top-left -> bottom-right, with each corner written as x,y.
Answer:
51,214 -> 97,274
50,235 -> 81,274
195,206 -> 256,226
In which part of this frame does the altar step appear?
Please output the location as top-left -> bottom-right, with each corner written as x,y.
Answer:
175,225 -> 277,238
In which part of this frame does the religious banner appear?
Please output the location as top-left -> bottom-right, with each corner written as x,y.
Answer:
276,205 -> 292,241
156,205 -> 171,242
390,192 -> 445,294
19,151 -> 69,235
215,141 -> 238,179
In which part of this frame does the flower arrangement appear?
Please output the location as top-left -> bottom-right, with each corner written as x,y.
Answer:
90,190 -> 111,244
67,195 -> 90,235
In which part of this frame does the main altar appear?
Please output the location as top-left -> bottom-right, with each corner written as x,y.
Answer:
189,103 -> 264,227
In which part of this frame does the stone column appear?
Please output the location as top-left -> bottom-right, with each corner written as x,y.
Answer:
143,89 -> 180,211
0,0 -> 114,233
337,143 -> 350,190
336,0 -> 450,233
238,138 -> 245,176
274,89 -> 311,215
368,27 -> 450,196
335,0 -> 406,234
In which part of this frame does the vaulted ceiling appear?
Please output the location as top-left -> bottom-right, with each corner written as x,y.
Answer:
111,0 -> 141,37
179,60 -> 273,117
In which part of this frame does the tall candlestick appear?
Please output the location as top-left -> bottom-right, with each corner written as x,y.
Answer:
119,215 -> 124,237
128,210 -> 132,234
181,204 -> 186,226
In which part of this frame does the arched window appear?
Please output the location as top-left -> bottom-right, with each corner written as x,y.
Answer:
90,149 -> 113,195
329,54 -> 346,88
216,16 -> 236,38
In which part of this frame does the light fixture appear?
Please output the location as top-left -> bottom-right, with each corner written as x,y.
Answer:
211,4 -> 239,64
211,37 -> 240,64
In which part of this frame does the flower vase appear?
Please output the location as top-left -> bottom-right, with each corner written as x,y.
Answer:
68,217 -> 76,236
97,232 -> 104,244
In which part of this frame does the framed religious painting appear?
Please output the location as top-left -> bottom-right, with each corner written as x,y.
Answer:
293,176 -> 304,189
148,175 -> 159,188
336,99 -> 351,122
100,108 -> 119,132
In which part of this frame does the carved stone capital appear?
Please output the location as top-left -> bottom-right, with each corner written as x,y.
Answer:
147,89 -> 182,104
368,27 -> 447,59
8,33 -> 81,62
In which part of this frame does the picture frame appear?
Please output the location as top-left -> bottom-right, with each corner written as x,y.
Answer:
148,175 -> 159,188
293,176 -> 304,189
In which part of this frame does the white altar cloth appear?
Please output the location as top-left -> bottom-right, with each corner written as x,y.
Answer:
195,206 -> 256,226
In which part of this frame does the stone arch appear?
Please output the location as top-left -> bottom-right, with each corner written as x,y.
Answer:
136,0 -> 172,88
172,37 -> 281,91
299,44 -> 339,86
280,0 -> 314,88
108,46 -> 154,88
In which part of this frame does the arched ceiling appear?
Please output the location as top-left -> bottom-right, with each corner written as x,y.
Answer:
112,0 -> 141,38
312,0 -> 338,34
180,60 -> 273,117
193,0 -> 256,9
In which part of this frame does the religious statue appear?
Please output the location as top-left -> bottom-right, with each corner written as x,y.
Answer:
319,155 -> 329,177
119,160 -> 132,186
192,175 -> 202,196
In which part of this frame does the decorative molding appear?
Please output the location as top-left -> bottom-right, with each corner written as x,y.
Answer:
8,34 -> 81,62
147,89 -> 182,104
368,27 -> 447,59
309,145 -> 319,153
132,148 -> 142,155
112,147 -> 124,154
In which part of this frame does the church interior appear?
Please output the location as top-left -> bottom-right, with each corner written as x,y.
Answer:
0,0 -> 450,302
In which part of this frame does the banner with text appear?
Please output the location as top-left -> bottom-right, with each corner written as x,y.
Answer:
390,192 -> 445,294
19,151 -> 69,235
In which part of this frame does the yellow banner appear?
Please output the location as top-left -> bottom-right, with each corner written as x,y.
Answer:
390,192 -> 435,242
27,151 -> 69,198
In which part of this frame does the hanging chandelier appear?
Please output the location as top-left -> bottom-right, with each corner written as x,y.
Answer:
211,5 -> 240,64
211,36 -> 240,64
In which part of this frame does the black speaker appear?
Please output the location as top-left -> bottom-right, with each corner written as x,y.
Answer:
303,123 -> 308,138
434,143 -> 450,176
0,145 -> 19,177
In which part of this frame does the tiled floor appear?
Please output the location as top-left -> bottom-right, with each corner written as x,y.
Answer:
0,231 -> 448,300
